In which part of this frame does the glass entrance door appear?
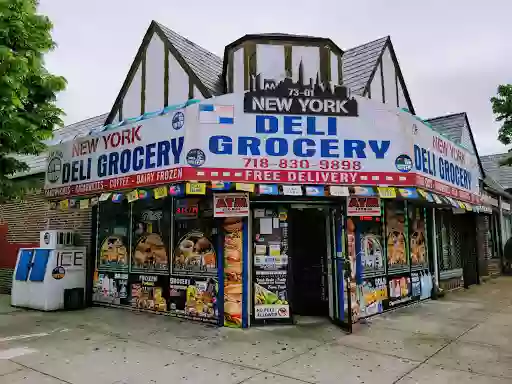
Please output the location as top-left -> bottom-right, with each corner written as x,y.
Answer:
329,206 -> 352,332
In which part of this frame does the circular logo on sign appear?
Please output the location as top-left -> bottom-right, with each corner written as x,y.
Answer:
172,112 -> 185,130
47,157 -> 62,183
43,232 -> 51,245
395,154 -> 413,173
186,149 -> 206,167
51,266 -> 65,280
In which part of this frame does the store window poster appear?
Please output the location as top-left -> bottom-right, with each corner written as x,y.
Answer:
352,217 -> 385,277
97,201 -> 130,271
169,276 -> 218,324
92,272 -> 130,306
131,275 -> 168,312
223,217 -> 243,328
385,202 -> 408,271
409,207 -> 427,267
358,277 -> 387,317
172,198 -> 218,275
132,199 -> 170,273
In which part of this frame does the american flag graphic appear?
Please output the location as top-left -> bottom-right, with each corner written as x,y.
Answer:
199,104 -> 234,124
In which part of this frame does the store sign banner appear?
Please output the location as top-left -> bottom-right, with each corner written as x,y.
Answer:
183,86 -> 414,187
44,111 -> 189,197
213,193 -> 250,218
401,113 -> 481,202
347,197 -> 381,216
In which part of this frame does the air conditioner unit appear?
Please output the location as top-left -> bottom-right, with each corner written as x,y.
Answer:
40,230 -> 75,249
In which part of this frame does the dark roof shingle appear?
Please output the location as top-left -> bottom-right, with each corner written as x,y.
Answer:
342,36 -> 388,95
425,113 -> 467,143
156,22 -> 223,96
481,153 -> 512,190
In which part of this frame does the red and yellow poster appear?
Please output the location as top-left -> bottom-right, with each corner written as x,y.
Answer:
223,217 -> 243,327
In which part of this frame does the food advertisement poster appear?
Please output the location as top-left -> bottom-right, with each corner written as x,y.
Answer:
131,275 -> 168,312
132,204 -> 170,273
169,275 -> 218,323
223,217 -> 243,327
409,206 -> 427,268
97,202 -> 129,271
254,271 -> 289,319
386,201 -> 408,273
173,231 -> 217,274
99,235 -> 129,271
92,272 -> 130,305
347,197 -> 381,216
214,193 -> 250,218
358,277 -> 387,317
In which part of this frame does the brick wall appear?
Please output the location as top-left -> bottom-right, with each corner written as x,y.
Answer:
0,177 -> 94,293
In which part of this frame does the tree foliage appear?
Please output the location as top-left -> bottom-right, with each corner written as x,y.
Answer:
491,84 -> 512,165
0,0 -> 66,201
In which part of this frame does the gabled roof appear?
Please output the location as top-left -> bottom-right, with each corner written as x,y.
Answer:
155,22 -> 223,97
425,112 -> 486,178
106,21 -> 224,124
481,153 -> 512,190
12,113 -> 108,179
425,113 -> 467,143
342,36 -> 388,96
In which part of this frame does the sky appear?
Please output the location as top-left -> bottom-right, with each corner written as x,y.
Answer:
38,0 -> 512,155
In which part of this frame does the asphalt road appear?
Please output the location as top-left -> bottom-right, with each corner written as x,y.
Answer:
1,278 -> 512,383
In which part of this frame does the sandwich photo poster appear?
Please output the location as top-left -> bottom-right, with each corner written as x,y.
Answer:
223,217 -> 244,328
131,199 -> 170,273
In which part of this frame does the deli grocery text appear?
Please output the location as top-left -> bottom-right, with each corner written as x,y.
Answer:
209,115 -> 390,159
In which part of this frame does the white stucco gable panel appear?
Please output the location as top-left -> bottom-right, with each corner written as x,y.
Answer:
370,62 -> 382,102
232,48 -> 244,93
123,65 -> 142,119
168,51 -> 189,106
330,52 -> 339,84
145,34 -> 166,113
397,81 -> 407,110
381,47 -> 397,107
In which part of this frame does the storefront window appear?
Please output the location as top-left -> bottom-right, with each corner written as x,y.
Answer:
97,201 -> 130,272
408,205 -> 427,269
172,198 -> 218,275
131,199 -> 171,273
169,197 -> 220,324
385,201 -> 408,273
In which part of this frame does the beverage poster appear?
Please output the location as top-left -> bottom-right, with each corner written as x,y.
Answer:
223,217 -> 243,327
97,201 -> 130,271
358,277 -> 387,317
351,216 -> 384,278
409,206 -> 427,269
92,272 -> 130,306
173,231 -> 217,275
385,201 -> 408,273
169,275 -> 218,324
130,275 -> 168,312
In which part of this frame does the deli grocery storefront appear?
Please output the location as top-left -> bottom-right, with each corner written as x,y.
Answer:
44,78 -> 485,330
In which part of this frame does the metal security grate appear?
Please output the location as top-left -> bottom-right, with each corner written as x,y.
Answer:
450,218 -> 463,269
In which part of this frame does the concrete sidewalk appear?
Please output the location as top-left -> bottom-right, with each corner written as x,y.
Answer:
1,279 -> 512,383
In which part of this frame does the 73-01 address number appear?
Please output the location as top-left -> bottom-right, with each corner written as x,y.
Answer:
243,158 -> 362,170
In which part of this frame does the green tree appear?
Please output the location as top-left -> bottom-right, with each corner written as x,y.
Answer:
491,84 -> 512,165
0,0 -> 66,201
